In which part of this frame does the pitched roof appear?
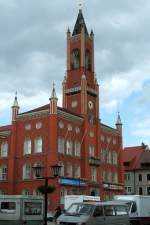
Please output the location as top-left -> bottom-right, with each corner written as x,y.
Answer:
0,125 -> 12,132
123,146 -> 146,170
19,104 -> 49,115
72,9 -> 88,36
136,150 -> 150,169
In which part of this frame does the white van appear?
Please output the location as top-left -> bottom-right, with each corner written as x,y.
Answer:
64,195 -> 100,210
0,195 -> 44,225
57,201 -> 130,225
114,195 -> 150,225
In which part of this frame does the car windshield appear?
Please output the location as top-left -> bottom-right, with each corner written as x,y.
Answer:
66,203 -> 94,215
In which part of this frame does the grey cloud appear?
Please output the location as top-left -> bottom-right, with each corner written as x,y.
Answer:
0,0 -> 150,104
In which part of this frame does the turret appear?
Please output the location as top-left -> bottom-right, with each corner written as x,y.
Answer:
11,92 -> 19,122
116,112 -> 122,136
49,83 -> 58,114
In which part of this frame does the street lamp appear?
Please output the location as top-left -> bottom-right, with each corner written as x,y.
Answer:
33,164 -> 62,225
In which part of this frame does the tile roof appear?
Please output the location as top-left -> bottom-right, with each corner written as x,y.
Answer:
123,146 -> 145,170
0,125 -> 12,132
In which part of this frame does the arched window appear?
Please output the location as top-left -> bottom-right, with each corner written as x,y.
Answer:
71,48 -> 80,69
112,173 -> 118,184
106,150 -> 111,164
58,137 -> 64,154
112,151 -> 118,165
74,165 -> 80,178
23,163 -> 31,180
34,137 -> 42,153
101,149 -> 105,163
74,141 -> 80,157
66,140 -> 72,155
85,49 -> 91,70
60,188 -> 67,204
66,164 -> 72,177
33,161 -> 42,178
24,138 -> 31,155
89,144 -> 94,157
1,142 -> 8,157
91,167 -> 97,182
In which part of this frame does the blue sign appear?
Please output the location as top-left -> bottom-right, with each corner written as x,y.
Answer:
59,178 -> 86,186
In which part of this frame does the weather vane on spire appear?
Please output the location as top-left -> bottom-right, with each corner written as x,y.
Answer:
53,82 -> 55,89
78,0 -> 82,10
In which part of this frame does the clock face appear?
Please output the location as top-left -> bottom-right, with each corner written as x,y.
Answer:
88,101 -> 93,109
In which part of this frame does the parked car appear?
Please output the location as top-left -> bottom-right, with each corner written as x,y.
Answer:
56,201 -> 130,225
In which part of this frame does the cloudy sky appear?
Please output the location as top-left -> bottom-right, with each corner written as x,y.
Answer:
0,0 -> 150,147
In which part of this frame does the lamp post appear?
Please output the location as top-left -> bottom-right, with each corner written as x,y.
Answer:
33,164 -> 62,225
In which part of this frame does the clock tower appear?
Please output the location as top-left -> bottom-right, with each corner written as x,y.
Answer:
62,9 -> 99,121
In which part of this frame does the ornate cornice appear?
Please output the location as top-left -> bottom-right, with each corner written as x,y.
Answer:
101,123 -> 118,135
0,130 -> 11,138
58,109 -> 83,123
17,109 -> 49,120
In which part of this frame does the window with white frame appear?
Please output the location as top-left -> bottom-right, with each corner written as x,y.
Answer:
58,137 -> 64,154
112,172 -> 118,183
125,173 -> 131,181
59,161 -> 64,177
91,167 -> 97,182
66,140 -> 72,155
101,135 -> 105,141
66,164 -> 72,177
106,150 -> 111,164
103,171 -> 106,182
23,164 -> 31,180
89,144 -> 94,157
24,138 -> 31,155
125,186 -> 132,193
74,165 -> 80,178
33,162 -> 42,178
1,142 -> 8,157
74,141 -> 80,157
101,149 -> 105,163
34,137 -> 42,153
0,165 -> 7,180
60,188 -> 67,204
112,151 -> 117,165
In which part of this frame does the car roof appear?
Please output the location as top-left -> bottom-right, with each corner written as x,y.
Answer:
73,201 -> 127,206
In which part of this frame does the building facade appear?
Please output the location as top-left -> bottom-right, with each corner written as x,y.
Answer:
0,10 -> 124,210
123,144 -> 150,195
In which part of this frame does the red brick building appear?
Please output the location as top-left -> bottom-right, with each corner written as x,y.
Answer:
0,9 -> 124,210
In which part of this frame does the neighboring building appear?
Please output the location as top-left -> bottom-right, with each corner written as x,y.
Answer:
0,9 -> 124,210
123,144 -> 150,195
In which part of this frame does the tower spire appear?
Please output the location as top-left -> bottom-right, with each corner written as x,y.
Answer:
72,7 -> 88,36
49,82 -> 58,114
12,91 -> 19,108
116,112 -> 123,136
12,91 -> 19,121
51,82 -> 57,100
